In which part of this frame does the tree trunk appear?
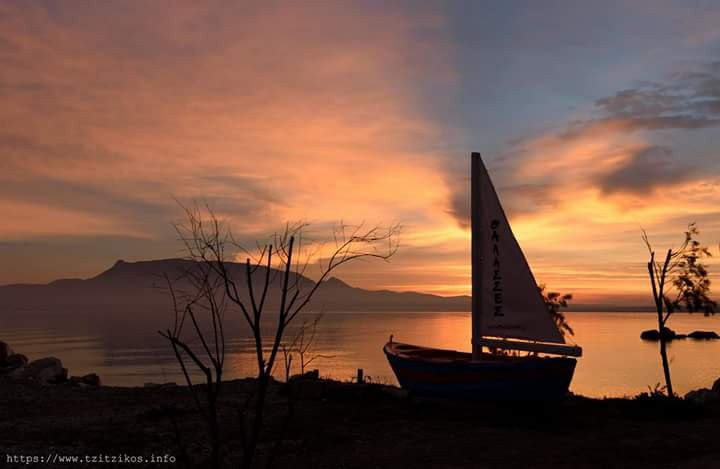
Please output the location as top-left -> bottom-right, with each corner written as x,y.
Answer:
209,395 -> 220,469
241,373 -> 270,469
649,250 -> 675,398
659,334 -> 674,397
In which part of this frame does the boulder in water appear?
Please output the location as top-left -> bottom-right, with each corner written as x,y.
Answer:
687,330 -> 719,340
640,327 -> 678,341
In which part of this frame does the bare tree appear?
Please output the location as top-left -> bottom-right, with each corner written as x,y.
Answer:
642,222 -> 717,397
280,313 -> 334,381
279,344 -> 294,384
167,203 -> 399,468
158,260 -> 226,469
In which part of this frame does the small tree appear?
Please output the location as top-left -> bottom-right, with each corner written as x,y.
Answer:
539,284 -> 574,337
642,222 -> 717,397
165,203 -> 399,468
490,285 -> 574,357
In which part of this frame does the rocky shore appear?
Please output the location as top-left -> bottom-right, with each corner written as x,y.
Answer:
1,340 -> 720,468
0,340 -> 100,387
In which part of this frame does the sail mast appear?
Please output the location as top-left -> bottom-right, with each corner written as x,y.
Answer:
471,152 -> 483,360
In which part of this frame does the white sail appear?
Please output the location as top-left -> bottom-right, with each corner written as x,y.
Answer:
472,154 -> 565,345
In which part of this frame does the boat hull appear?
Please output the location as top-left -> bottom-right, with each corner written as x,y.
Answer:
384,341 -> 576,400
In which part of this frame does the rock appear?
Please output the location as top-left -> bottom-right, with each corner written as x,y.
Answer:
713,378 -> 720,394
684,388 -> 720,403
289,378 -> 329,399
640,327 -> 678,341
68,373 -> 101,387
639,328 -> 718,340
81,373 -> 101,386
0,341 -> 11,362
4,353 -> 28,370
10,357 -> 67,384
73,381 -> 91,388
687,330 -> 720,340
143,381 -> 177,388
289,369 -> 320,381
69,373 -> 100,386
381,386 -> 409,400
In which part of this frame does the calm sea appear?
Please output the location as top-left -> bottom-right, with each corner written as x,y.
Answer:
2,311 -> 719,397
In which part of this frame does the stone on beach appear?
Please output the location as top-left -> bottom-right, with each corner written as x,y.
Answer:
69,373 -> 101,387
289,369 -> 320,381
80,373 -> 101,386
0,341 -> 11,362
143,382 -> 176,388
684,388 -> 720,403
4,354 -> 28,370
10,357 -> 67,384
0,341 -> 102,386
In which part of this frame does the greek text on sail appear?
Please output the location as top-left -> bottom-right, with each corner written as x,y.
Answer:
491,219 -> 503,316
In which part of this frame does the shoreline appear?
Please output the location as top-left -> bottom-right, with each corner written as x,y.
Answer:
2,375 -> 720,468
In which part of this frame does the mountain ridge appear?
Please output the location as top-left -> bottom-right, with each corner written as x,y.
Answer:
0,258 -> 655,313
0,258 -> 470,313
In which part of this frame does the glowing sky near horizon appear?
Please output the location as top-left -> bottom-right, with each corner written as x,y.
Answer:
1,1 -> 720,305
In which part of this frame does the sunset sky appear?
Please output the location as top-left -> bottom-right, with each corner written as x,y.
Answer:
1,1 -> 719,305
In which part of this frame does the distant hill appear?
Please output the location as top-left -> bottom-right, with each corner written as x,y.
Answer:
0,258 -> 656,315
0,258 -> 470,315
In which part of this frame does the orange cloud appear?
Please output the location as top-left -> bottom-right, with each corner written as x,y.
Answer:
492,108 -> 720,303
1,2 -> 718,305
0,2 -> 467,286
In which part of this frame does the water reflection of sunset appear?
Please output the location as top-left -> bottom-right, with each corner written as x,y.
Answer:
3,312 -> 718,397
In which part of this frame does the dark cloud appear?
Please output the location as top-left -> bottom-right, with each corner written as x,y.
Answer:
595,87 -> 680,117
500,183 -> 558,216
599,146 -> 696,194
585,63 -> 720,194
198,174 -> 281,206
0,177 -> 173,233
446,175 -> 470,229
0,131 -> 283,238
590,62 -> 720,133
442,60 -> 720,228
445,165 -> 557,229
0,132 -> 129,174
534,61 -> 720,147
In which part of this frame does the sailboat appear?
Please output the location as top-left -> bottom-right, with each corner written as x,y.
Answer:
384,152 -> 582,399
